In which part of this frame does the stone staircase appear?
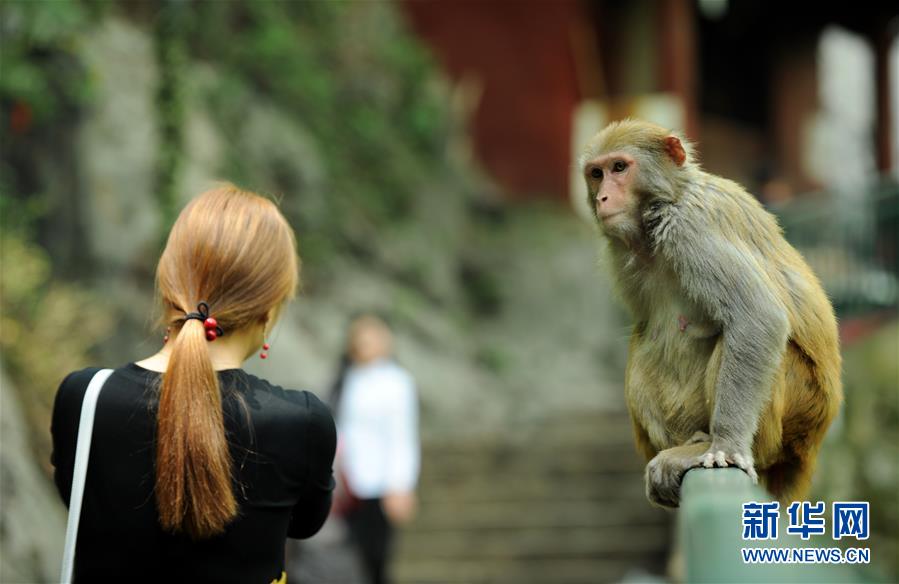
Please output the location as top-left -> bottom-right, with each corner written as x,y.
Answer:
393,411 -> 672,583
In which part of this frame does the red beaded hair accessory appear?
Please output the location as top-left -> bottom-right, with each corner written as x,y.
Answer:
183,301 -> 225,341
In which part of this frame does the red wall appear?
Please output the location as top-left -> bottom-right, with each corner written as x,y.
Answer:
402,0 -> 584,201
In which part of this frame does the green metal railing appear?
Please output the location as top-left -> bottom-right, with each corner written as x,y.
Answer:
679,469 -> 873,583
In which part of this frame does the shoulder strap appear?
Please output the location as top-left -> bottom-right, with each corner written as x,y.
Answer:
60,368 -> 114,584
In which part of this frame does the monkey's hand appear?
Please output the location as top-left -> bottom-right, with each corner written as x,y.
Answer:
698,440 -> 759,483
682,431 -> 711,445
645,443 -> 709,508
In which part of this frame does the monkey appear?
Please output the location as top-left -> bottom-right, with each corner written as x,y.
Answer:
580,119 -> 842,507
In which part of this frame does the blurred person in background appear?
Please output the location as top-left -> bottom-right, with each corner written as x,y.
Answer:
331,315 -> 420,584
51,186 -> 336,583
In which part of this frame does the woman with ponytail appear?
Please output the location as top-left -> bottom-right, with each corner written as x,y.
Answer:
51,185 -> 336,583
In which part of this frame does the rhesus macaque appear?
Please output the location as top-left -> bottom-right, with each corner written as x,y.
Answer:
580,119 -> 842,507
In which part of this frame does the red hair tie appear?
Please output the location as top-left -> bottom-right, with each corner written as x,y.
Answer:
184,301 -> 225,341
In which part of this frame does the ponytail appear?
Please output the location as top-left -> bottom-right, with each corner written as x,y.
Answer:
156,316 -> 236,538
154,185 -> 299,538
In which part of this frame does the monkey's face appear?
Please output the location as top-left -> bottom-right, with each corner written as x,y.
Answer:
583,151 -> 642,238
582,120 -> 690,244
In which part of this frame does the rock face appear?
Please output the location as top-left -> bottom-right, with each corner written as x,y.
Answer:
243,210 -> 630,438
0,362 -> 67,583
77,17 -> 161,271
63,18 -> 631,437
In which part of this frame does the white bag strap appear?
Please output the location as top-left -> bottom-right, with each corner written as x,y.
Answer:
60,368 -> 114,584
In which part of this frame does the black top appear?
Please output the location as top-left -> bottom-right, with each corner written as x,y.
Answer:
51,363 -> 336,583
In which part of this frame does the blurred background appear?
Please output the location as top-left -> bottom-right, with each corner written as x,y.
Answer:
1,1 -> 897,582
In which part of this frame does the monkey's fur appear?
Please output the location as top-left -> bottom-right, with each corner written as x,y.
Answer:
581,119 -> 842,507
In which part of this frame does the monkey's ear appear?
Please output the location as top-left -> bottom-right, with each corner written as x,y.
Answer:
664,136 -> 687,167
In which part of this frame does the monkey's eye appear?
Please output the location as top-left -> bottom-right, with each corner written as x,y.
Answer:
612,160 -> 628,173
590,167 -> 603,179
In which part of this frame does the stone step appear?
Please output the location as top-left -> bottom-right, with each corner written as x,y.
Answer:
423,414 -> 636,451
422,435 -> 637,458
407,500 -> 667,531
419,474 -> 648,504
395,525 -> 669,560
419,432 -> 644,465
419,459 -> 645,484
392,411 -> 670,583
394,558 -> 652,584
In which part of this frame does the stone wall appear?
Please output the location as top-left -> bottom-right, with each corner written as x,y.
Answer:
0,362 -> 66,583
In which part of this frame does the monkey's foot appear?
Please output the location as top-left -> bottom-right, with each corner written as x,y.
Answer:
698,443 -> 759,483
645,443 -> 709,508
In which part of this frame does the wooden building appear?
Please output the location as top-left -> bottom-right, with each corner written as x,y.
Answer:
402,0 -> 898,205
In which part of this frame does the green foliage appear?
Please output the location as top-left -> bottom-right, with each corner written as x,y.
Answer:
475,345 -> 510,375
459,258 -> 504,317
0,1 -> 94,125
840,325 -> 899,578
5,0 -> 452,257
0,2 -> 109,470
0,196 -> 113,471
181,1 -> 450,233
153,0 -> 189,229
815,324 -> 899,579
